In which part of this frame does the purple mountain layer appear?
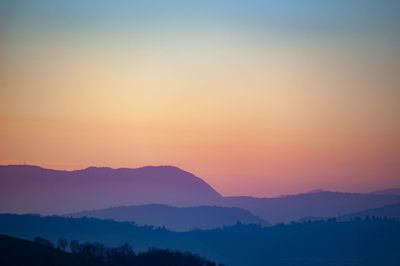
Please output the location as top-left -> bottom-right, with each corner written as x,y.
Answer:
1,165 -> 400,224
0,165 -> 221,214
66,204 -> 268,231
339,203 -> 400,220
220,192 -> 400,223
369,188 -> 400,196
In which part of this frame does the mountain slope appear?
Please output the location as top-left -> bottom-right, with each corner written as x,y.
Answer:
339,203 -> 400,220
369,188 -> 400,196
2,165 -> 400,224
1,214 -> 400,266
67,204 -> 268,231
0,234 -> 219,266
0,234 -> 100,266
0,165 -> 221,214
219,191 -> 400,223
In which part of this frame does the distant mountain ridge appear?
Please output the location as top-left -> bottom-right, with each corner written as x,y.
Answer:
1,164 -> 400,224
0,165 -> 221,214
339,203 -> 400,220
219,191 -> 400,223
369,188 -> 400,196
297,203 -> 400,222
66,204 -> 268,231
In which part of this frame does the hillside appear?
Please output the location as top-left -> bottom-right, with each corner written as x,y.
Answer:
0,165 -> 221,214
2,165 -> 400,223
0,234 -> 219,266
339,203 -> 400,220
1,214 -> 400,266
67,204 -> 267,231
0,234 -> 100,266
219,191 -> 400,223
369,188 -> 400,196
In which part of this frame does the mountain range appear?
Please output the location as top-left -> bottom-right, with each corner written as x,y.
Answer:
1,214 -> 399,266
298,203 -> 400,223
66,204 -> 267,231
369,188 -> 400,196
1,164 -> 400,224
219,191 -> 400,223
339,203 -> 400,221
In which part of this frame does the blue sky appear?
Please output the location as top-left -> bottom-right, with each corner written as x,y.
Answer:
1,0 -> 400,34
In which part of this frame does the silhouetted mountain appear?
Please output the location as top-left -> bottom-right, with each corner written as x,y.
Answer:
0,234 -> 220,266
0,234 -> 101,266
0,214 -> 169,248
219,191 -> 400,223
67,204 -> 267,231
1,214 -> 399,266
339,203 -> 400,221
2,165 -> 400,223
369,188 -> 400,196
0,165 -> 221,214
298,203 -> 400,222
306,189 -> 327,194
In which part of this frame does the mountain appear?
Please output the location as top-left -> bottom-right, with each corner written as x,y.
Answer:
306,189 -> 327,194
0,165 -> 221,214
219,191 -> 400,223
0,234 -> 219,266
1,214 -> 400,266
0,234 -> 100,266
339,203 -> 400,221
2,164 -> 400,224
66,204 -> 267,231
369,188 -> 400,196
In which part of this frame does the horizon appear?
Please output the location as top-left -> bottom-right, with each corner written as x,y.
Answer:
1,163 -> 398,198
1,0 -> 400,197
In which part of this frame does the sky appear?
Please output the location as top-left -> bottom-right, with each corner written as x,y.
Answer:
1,0 -> 400,197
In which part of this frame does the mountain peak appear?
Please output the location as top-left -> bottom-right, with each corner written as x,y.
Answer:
80,165 -> 191,176
82,166 -> 113,171
306,189 -> 329,194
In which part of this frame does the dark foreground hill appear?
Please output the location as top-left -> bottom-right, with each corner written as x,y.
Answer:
0,234 -> 219,266
67,204 -> 267,231
0,234 -> 101,266
1,214 -> 399,266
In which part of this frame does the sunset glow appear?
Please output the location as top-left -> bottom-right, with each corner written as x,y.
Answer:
1,0 -> 399,196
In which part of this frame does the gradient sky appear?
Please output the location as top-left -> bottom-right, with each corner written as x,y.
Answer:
1,0 -> 400,196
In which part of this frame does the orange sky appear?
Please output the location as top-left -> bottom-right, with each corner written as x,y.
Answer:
1,1 -> 400,196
